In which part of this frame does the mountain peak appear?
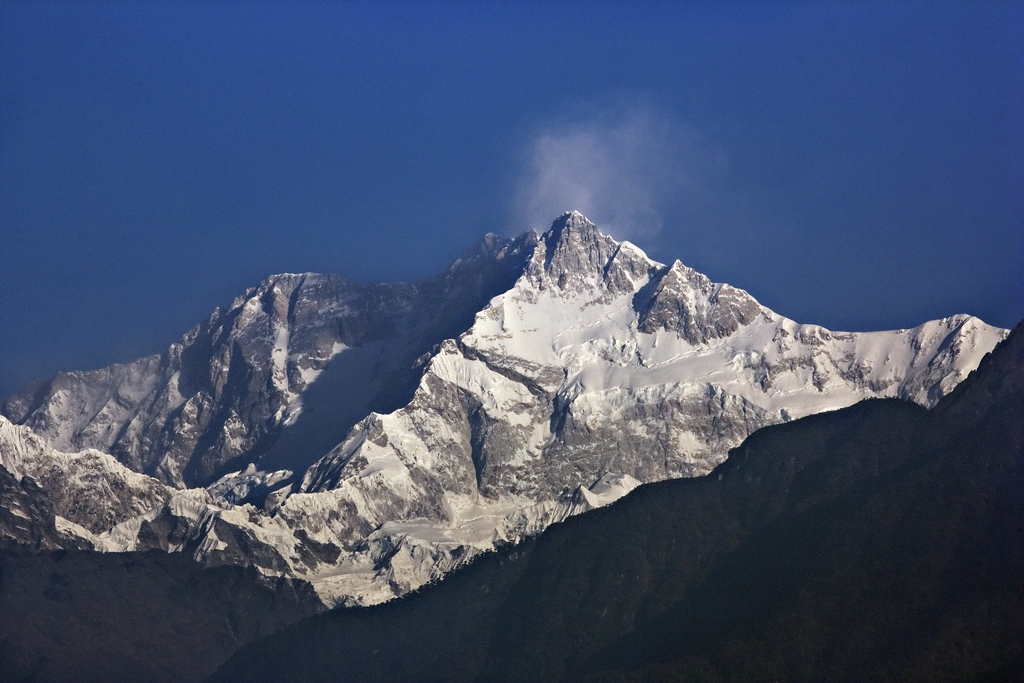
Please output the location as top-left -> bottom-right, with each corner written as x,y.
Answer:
550,209 -> 592,231
532,211 -> 620,287
543,210 -> 601,249
508,211 -> 659,297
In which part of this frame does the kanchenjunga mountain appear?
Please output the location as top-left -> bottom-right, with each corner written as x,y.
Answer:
211,319 -> 1024,683
0,211 -> 1009,607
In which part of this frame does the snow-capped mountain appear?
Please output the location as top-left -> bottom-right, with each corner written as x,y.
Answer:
0,212 -> 1008,606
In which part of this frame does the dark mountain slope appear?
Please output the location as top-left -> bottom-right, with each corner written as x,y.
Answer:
211,322 -> 1024,682
0,549 -> 322,683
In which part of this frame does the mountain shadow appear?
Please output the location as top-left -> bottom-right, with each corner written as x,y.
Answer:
0,550 -> 323,683
211,321 -> 1024,682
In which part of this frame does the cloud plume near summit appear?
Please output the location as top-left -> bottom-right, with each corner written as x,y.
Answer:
512,106 -> 723,242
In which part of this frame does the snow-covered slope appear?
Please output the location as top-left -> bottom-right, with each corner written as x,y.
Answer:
0,212 -> 1008,606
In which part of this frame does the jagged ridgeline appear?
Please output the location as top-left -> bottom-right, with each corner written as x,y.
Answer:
211,321 -> 1024,683
0,212 -> 1009,611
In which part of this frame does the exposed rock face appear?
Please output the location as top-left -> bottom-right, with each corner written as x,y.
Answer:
637,260 -> 764,343
0,467 -> 62,551
0,211 -> 1009,606
0,416 -> 171,539
533,211 -> 653,295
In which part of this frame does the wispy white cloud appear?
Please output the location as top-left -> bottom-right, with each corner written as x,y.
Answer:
511,104 -> 723,242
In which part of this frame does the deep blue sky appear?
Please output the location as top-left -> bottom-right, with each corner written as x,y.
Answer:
2,1 -> 1022,398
